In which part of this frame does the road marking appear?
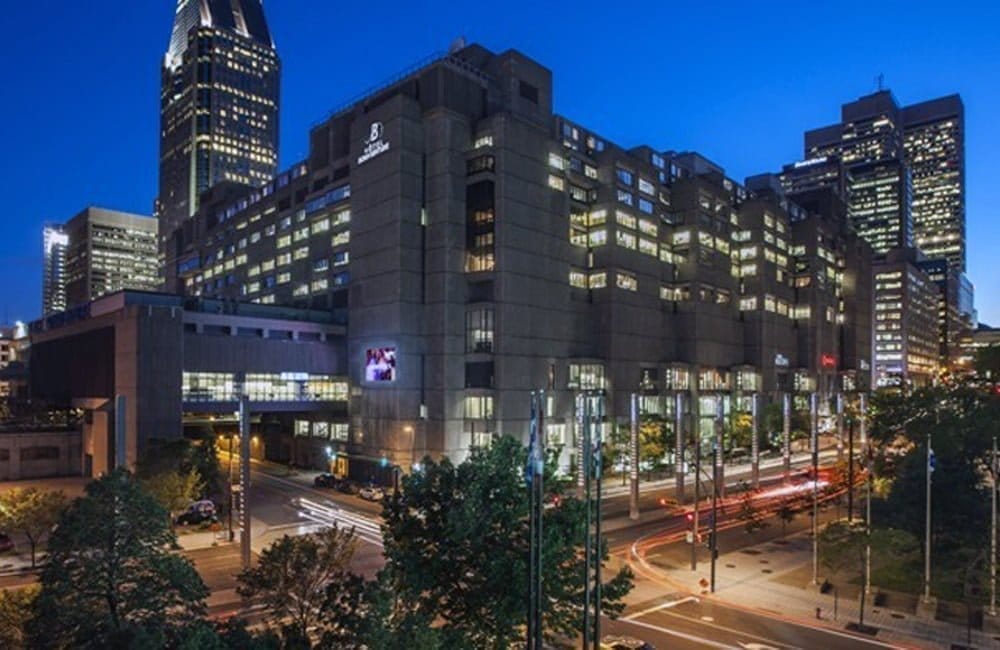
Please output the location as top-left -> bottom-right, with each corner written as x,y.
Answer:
615,617 -> 740,649
623,595 -> 699,620
653,610 -> 800,650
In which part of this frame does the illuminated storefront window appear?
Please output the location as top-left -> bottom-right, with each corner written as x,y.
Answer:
182,372 -> 348,402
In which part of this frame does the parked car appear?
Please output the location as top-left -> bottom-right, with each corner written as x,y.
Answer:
358,486 -> 385,502
314,473 -> 338,488
176,500 -> 218,526
337,480 -> 361,495
600,635 -> 655,650
0,533 -> 14,554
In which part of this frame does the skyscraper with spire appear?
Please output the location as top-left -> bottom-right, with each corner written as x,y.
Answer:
157,0 -> 280,242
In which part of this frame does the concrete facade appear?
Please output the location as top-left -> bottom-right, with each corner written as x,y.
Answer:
30,291 -> 348,477
162,44 -> 875,474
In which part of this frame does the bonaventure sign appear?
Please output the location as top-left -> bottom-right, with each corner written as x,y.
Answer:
357,122 -> 390,165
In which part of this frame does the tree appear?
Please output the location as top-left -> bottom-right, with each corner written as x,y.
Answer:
142,468 -> 204,521
819,520 -> 918,630
727,411 -> 754,450
735,481 -> 768,534
320,571 -> 443,650
137,436 -> 225,503
975,344 -> 1000,379
0,488 -> 67,567
381,435 -> 634,648
26,468 -> 209,648
870,383 -> 1000,554
603,424 -> 630,483
639,416 -> 668,479
777,498 -> 796,539
237,525 -> 359,644
0,585 -> 37,649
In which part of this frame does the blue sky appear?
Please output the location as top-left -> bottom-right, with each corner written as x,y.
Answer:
1,1 -> 997,324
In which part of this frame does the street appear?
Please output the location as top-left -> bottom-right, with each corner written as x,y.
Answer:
606,596 -> 898,649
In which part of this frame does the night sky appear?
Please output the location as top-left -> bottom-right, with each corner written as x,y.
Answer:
1,1 -> 997,324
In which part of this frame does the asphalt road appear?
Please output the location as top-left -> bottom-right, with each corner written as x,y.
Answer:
605,595 -> 898,650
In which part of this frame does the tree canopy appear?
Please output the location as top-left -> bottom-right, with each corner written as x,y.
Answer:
26,468 -> 208,648
0,487 -> 67,567
237,526 -> 359,643
381,435 -> 633,648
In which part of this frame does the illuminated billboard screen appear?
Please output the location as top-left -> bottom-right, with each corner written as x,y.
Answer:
365,348 -> 397,382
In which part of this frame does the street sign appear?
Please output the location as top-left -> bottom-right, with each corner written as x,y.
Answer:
686,531 -> 694,544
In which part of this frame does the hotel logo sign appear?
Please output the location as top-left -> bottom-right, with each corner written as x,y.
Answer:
357,121 -> 390,165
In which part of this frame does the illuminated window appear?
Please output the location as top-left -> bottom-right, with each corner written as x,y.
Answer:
616,272 -> 637,291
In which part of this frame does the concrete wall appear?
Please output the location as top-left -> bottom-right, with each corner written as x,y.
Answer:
0,431 -> 81,480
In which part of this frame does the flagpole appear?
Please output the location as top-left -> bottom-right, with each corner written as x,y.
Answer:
991,436 -> 997,618
923,432 -> 933,604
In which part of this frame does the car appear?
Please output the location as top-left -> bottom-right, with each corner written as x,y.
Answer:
175,500 -> 218,526
313,473 -> 338,488
336,480 -> 361,495
0,533 -> 14,554
600,635 -> 655,650
358,486 -> 385,502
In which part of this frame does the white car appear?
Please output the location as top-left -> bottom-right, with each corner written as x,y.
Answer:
358,486 -> 385,502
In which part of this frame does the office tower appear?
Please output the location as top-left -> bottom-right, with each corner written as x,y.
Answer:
157,0 -> 280,241
63,208 -> 160,308
873,248 -> 939,388
805,91 -> 913,256
901,95 -> 965,272
42,225 -> 69,315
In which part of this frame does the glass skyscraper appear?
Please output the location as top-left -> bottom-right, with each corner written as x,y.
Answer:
42,225 -> 69,316
157,0 -> 280,240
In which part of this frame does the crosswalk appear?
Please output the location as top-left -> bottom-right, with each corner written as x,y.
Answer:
292,497 -> 384,547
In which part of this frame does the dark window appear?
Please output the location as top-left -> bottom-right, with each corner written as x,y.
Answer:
467,155 -> 495,175
236,327 -> 263,338
468,280 -> 494,303
0,449 -> 9,461
519,80 -> 539,104
21,446 -> 59,461
465,362 -> 495,388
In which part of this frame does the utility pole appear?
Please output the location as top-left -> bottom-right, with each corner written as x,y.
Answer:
716,397 -> 725,499
751,392 -> 759,489
629,393 -> 639,521
594,395 -> 604,650
923,432 -> 934,605
836,393 -> 844,464
847,415 -> 855,522
580,394 -> 592,648
860,393 -> 872,595
811,391 -> 819,586
526,391 -> 545,650
861,393 -> 871,595
691,424 -> 701,571
710,440 -> 719,593
228,435 -> 235,542
239,392 -> 251,570
675,392 -> 685,503
782,392 -> 791,481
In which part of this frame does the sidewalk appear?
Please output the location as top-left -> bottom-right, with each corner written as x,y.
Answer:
639,529 -> 999,649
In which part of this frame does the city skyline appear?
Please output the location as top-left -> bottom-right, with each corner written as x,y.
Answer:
2,1 -> 999,323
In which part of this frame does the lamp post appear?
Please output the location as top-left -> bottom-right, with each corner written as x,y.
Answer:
810,391 -> 819,586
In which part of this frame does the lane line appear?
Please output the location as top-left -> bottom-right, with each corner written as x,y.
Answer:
648,609 -> 801,650
613,617 -> 740,649
624,595 -> 699,620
